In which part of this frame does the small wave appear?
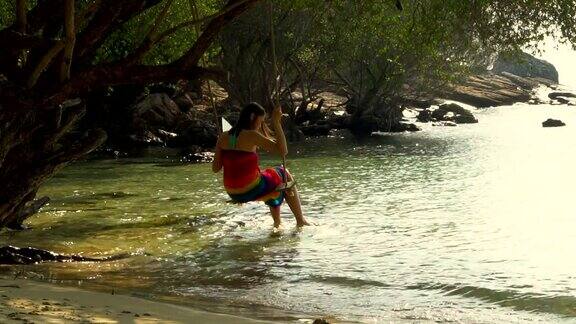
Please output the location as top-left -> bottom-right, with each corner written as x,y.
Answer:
407,282 -> 576,317
305,275 -> 391,288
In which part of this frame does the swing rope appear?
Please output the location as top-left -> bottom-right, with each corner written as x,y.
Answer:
198,0 -> 293,198
267,0 -> 289,190
268,0 -> 297,192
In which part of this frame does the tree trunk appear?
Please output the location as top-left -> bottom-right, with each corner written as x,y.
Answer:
0,101 -> 107,229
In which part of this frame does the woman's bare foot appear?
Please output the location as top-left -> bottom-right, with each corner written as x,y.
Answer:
296,220 -> 310,227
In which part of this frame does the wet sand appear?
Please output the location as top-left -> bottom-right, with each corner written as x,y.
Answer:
0,277 -> 275,323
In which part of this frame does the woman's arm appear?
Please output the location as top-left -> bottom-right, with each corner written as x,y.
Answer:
250,106 -> 288,156
212,135 -> 223,173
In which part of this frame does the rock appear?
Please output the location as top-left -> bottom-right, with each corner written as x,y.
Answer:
420,103 -> 478,124
542,119 -> 566,127
180,146 -> 215,163
170,119 -> 218,148
132,93 -> 182,129
121,93 -> 193,147
401,96 -> 444,109
417,109 -> 433,122
432,121 -> 457,127
388,122 -> 420,132
157,129 -> 178,141
453,113 -> 478,124
128,131 -> 163,146
548,92 -> 576,102
173,93 -> 195,113
0,246 -> 129,265
444,73 -> 532,107
492,51 -> 559,83
313,319 -> 331,324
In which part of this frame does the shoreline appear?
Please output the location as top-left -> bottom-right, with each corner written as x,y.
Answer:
0,276 -> 279,323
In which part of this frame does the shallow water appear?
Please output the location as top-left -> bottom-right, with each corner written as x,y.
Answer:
2,103 -> 576,323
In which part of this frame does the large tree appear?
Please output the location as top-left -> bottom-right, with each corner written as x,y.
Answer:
0,0 -> 260,229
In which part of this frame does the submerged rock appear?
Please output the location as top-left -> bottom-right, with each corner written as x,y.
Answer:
542,119 -> 566,127
0,246 -> 129,265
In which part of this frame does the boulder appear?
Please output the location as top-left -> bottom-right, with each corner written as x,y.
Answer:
388,122 -> 420,132
542,119 -> 566,127
131,93 -> 182,129
128,130 -> 163,146
548,92 -> 576,104
444,74 -> 532,107
492,51 -> 559,83
173,93 -> 195,112
169,119 -> 218,147
436,103 -> 477,123
418,103 -> 478,124
417,109 -> 433,122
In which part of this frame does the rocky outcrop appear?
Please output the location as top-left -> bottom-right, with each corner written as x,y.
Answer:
542,119 -> 566,127
115,93 -> 219,150
492,51 -> 559,83
443,73 -> 534,107
417,103 -> 478,125
548,92 -> 576,105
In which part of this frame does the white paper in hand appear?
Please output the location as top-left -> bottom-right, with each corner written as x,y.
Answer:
221,117 -> 232,132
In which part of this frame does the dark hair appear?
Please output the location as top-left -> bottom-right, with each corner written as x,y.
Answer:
229,102 -> 267,137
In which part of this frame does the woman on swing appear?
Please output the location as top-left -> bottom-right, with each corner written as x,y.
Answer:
212,102 -> 310,228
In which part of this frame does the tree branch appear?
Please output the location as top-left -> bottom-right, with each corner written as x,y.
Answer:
42,64 -> 224,107
73,0 -> 162,68
27,0 -> 65,35
60,0 -> 76,82
16,0 -> 28,34
121,0 -> 175,65
27,41 -> 65,88
76,0 -> 103,29
146,0 -> 174,41
122,0 -> 257,66
0,31 -> 54,50
173,0 -> 260,69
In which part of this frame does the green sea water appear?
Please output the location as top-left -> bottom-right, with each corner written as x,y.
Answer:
2,103 -> 576,323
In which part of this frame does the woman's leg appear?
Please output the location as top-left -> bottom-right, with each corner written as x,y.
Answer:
284,170 -> 309,226
269,206 -> 282,228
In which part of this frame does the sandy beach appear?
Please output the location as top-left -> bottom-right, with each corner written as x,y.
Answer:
0,277 -> 276,324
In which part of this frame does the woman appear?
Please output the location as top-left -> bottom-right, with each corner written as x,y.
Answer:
212,102 -> 309,228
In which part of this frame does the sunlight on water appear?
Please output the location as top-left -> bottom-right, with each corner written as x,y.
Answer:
2,104 -> 576,322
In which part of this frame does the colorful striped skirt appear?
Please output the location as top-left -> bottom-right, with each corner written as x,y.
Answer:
225,166 -> 286,207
